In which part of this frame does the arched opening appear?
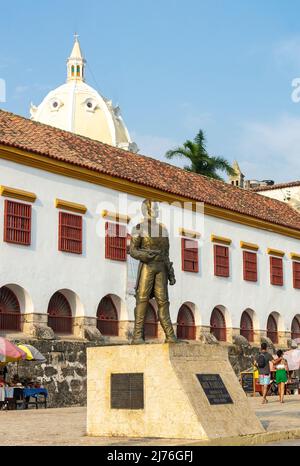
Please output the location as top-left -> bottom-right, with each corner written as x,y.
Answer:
240,311 -> 254,342
210,307 -> 226,341
267,314 -> 278,344
291,315 -> 300,340
144,303 -> 158,340
76,65 -> 80,77
47,291 -> 73,334
97,295 -> 119,336
176,304 -> 196,340
0,286 -> 21,331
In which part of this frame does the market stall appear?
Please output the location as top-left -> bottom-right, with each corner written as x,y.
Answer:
0,338 -> 48,410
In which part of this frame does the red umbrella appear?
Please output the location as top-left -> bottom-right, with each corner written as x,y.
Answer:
0,337 -> 27,363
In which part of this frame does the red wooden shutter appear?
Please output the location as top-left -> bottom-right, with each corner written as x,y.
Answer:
4,200 -> 31,245
58,211 -> 82,254
270,256 -> 283,286
293,261 -> 300,289
181,238 -> 199,272
240,311 -> 254,342
96,296 -> 119,336
214,245 -> 229,277
243,251 -> 257,282
105,222 -> 127,261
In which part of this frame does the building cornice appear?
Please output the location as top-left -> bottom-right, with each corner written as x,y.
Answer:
102,210 -> 131,224
179,228 -> 201,239
267,248 -> 285,258
240,241 -> 259,251
211,235 -> 232,245
0,185 -> 37,203
1,144 -> 300,239
55,198 -> 87,214
290,252 -> 300,261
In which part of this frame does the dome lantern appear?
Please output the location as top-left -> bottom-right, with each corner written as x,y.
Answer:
67,33 -> 86,82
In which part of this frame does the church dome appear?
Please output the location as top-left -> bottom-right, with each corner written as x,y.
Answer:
30,35 -> 138,152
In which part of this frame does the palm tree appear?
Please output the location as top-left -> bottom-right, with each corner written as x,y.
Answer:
165,130 -> 235,181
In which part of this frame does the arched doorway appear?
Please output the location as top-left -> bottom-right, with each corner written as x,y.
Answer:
0,286 -> 21,331
267,314 -> 278,344
97,296 -> 119,336
240,311 -> 254,342
47,292 -> 73,334
176,304 -> 196,340
291,316 -> 300,340
210,307 -> 226,341
144,303 -> 158,339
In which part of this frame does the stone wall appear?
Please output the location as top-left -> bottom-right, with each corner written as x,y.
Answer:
6,338 -> 283,408
7,339 -> 103,408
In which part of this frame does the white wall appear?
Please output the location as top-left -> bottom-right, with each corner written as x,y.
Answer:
258,186 -> 300,203
1,158 -> 300,334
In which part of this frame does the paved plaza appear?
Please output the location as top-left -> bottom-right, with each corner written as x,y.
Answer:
1,395 -> 300,446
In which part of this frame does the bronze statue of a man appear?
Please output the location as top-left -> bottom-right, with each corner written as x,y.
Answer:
129,199 -> 178,344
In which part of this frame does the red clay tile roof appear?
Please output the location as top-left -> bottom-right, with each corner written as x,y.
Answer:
253,181 -> 300,192
1,109 -> 300,231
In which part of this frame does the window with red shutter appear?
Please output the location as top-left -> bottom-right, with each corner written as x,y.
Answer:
267,314 -> 278,343
243,251 -> 257,282
4,200 -> 31,245
58,211 -> 82,254
240,311 -> 254,342
270,256 -> 283,286
291,316 -> 300,339
293,262 -> 300,289
214,245 -> 229,277
105,222 -> 127,261
210,307 -> 227,341
144,303 -> 158,339
181,238 -> 199,272
97,295 -> 119,336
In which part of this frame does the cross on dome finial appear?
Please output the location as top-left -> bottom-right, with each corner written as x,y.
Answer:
74,32 -> 79,42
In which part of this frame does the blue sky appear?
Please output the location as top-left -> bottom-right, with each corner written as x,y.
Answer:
1,0 -> 300,182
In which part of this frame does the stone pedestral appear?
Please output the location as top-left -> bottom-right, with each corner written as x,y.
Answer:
87,342 -> 263,440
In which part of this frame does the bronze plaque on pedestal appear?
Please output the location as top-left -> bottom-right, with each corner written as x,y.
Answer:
111,373 -> 144,409
196,374 -> 233,405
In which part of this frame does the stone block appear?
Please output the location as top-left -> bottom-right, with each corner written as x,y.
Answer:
87,342 -> 263,440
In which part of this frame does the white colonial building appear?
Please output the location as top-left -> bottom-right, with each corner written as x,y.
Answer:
0,109 -> 300,347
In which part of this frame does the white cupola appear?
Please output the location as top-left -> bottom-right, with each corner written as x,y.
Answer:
30,35 -> 138,152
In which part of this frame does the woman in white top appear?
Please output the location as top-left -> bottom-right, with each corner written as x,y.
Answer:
273,350 -> 289,403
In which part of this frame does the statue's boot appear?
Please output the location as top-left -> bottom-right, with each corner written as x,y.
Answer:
158,301 -> 179,343
131,301 -> 147,344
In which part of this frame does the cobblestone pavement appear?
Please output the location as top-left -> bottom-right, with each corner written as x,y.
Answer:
1,395 -> 300,446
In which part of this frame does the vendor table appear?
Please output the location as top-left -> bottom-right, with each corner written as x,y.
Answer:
23,388 -> 48,409
0,387 -> 48,409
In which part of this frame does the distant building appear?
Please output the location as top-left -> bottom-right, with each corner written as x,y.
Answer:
244,179 -> 275,190
229,161 -> 245,188
253,181 -> 300,212
229,160 -> 275,190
